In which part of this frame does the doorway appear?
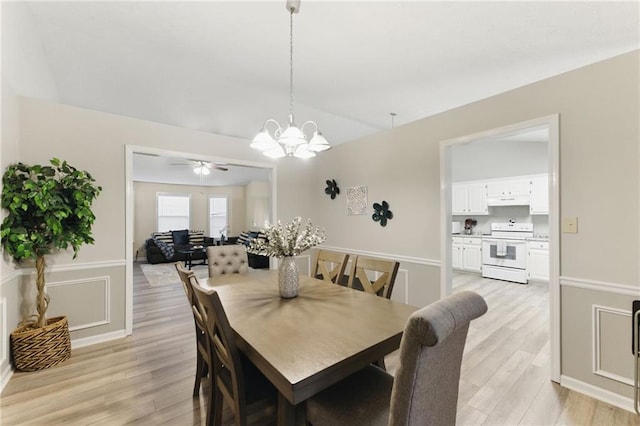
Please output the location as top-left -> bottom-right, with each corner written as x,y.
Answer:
124,145 -> 277,335
439,115 -> 560,382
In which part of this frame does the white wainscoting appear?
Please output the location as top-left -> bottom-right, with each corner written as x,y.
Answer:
46,276 -> 111,332
592,305 -> 633,386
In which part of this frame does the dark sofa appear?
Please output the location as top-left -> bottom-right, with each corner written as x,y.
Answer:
236,231 -> 270,269
144,229 -> 214,264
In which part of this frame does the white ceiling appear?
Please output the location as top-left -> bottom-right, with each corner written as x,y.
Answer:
26,0 -> 639,150
19,1 -> 640,186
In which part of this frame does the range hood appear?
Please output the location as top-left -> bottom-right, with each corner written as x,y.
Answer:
486,195 -> 530,206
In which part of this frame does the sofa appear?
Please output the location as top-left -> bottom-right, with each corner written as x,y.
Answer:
236,231 -> 270,269
145,229 -> 214,264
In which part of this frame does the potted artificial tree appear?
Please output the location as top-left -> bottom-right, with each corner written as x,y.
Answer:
1,158 -> 101,371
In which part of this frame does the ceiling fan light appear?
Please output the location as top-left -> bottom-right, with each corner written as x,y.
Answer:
308,130 -> 331,152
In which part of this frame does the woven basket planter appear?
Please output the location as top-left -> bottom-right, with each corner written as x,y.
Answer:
10,316 -> 71,371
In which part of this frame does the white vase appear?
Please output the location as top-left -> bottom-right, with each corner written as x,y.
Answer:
278,256 -> 299,298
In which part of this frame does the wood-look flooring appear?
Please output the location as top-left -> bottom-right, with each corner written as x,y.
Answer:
1,265 -> 638,425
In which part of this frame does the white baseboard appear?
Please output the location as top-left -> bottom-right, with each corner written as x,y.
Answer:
561,375 -> 635,413
71,329 -> 128,349
1,362 -> 13,394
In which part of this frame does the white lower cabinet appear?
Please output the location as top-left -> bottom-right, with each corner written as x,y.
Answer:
527,240 -> 549,282
452,237 -> 482,273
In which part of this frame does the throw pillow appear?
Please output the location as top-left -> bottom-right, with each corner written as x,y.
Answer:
154,237 -> 175,260
172,229 -> 189,245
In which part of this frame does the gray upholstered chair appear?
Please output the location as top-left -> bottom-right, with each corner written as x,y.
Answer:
207,245 -> 249,277
311,249 -> 349,284
306,291 -> 488,426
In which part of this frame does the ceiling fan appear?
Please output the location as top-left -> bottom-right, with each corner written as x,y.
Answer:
170,159 -> 229,175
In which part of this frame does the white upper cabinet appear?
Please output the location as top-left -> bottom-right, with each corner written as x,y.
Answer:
452,182 -> 488,215
529,174 -> 549,215
486,177 -> 531,206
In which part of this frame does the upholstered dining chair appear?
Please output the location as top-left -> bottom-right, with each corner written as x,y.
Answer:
311,250 -> 350,284
174,262 -> 209,398
207,245 -> 249,277
347,256 -> 400,300
190,276 -> 277,426
306,291 -> 488,426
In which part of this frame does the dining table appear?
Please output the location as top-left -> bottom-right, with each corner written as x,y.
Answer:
203,269 -> 418,426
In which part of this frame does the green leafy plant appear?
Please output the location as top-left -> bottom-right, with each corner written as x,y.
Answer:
1,158 -> 102,329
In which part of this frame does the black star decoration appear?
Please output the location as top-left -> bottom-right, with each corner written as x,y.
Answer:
372,201 -> 393,227
324,179 -> 340,199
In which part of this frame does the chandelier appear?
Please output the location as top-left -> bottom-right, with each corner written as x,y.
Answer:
250,0 -> 331,159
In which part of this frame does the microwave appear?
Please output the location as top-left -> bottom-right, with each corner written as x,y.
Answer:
452,222 -> 461,234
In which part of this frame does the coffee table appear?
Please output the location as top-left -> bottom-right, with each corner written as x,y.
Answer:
178,247 -> 207,270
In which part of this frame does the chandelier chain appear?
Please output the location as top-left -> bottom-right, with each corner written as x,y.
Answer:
289,8 -> 294,117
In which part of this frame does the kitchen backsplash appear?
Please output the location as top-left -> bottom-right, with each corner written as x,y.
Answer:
452,205 -> 549,236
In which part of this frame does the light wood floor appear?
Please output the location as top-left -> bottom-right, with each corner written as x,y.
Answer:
1,265 -> 639,425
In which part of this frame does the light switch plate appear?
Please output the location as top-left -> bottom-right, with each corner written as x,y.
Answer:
563,217 -> 578,233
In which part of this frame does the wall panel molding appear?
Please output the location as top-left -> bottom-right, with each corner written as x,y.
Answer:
561,276 -> 640,297
0,270 -> 21,287
46,276 -> 110,331
0,298 -> 6,367
71,329 -> 127,349
592,305 -> 633,386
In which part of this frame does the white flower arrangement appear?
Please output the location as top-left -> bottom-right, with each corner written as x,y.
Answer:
247,217 -> 326,258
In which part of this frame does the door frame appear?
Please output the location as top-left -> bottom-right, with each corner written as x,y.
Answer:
439,114 -> 560,382
124,144 -> 277,335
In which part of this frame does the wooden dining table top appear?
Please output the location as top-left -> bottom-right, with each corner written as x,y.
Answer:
203,269 -> 418,407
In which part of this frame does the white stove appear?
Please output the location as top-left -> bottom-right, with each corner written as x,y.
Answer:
482,222 -> 533,284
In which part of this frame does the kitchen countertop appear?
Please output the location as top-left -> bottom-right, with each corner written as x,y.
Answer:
453,234 -> 549,242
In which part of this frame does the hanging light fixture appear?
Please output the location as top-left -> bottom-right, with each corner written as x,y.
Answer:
250,0 -> 331,159
193,162 -> 210,176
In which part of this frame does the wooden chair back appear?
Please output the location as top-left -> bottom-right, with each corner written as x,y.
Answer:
347,256 -> 400,299
190,277 -> 250,426
174,262 -> 209,397
311,250 -> 350,284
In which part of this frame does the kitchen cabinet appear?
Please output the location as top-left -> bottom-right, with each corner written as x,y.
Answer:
452,182 -> 488,215
527,240 -> 549,282
452,238 -> 463,269
529,174 -> 549,215
486,177 -> 530,206
452,236 -> 482,273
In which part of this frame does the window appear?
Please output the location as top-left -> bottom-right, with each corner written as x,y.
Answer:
209,195 -> 228,237
157,193 -> 190,232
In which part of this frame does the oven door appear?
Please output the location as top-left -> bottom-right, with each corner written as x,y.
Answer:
482,238 -> 527,269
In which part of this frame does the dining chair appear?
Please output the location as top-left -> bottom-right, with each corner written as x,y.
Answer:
190,276 -> 276,426
311,249 -> 350,284
306,291 -> 488,426
174,262 -> 209,398
207,245 -> 249,277
347,255 -> 400,299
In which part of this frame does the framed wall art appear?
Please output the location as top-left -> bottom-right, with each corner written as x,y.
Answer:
346,186 -> 368,215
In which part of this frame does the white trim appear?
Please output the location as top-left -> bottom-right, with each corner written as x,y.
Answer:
561,276 -> 640,297
561,375 -> 635,414
71,329 -> 128,349
592,305 -> 633,386
0,298 -> 6,366
0,362 -> 13,394
44,260 -> 125,273
0,270 -> 21,286
439,114 -> 561,383
319,245 -> 440,268
46,276 -> 111,332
